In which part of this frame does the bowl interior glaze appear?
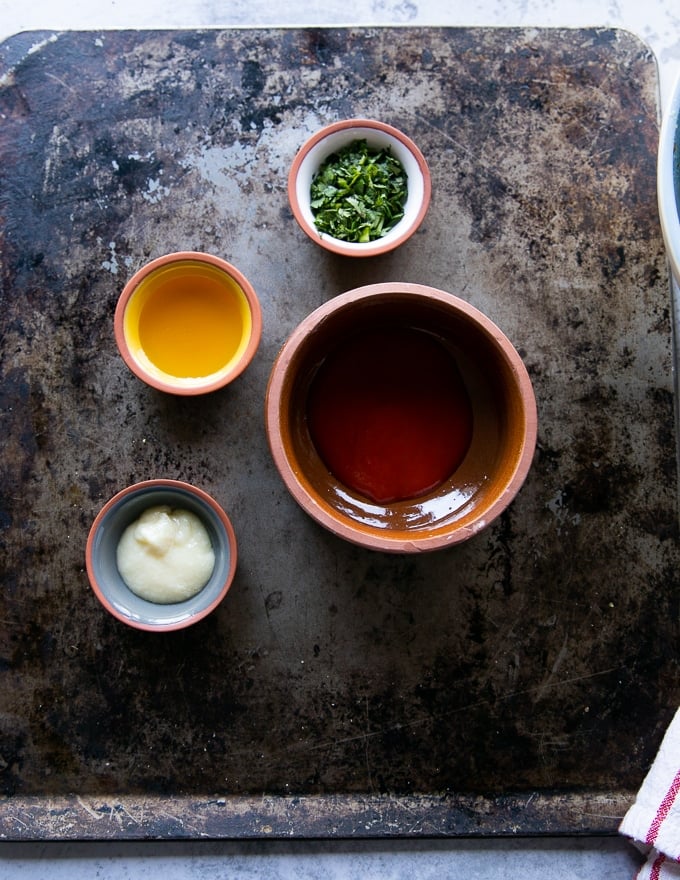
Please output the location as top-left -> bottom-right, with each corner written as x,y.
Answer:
266,283 -> 537,553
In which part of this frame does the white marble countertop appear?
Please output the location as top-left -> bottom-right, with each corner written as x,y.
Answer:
0,0 -> 676,876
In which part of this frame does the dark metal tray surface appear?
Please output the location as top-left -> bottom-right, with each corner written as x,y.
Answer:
0,26 -> 678,839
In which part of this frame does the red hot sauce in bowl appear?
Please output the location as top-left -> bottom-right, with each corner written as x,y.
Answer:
306,327 -> 473,504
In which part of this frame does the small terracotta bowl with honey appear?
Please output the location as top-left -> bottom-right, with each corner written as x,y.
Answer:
114,252 -> 262,395
265,283 -> 537,553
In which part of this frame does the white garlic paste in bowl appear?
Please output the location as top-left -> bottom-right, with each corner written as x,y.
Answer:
116,505 -> 215,604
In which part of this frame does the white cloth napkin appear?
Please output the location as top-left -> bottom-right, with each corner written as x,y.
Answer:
620,707 -> 680,878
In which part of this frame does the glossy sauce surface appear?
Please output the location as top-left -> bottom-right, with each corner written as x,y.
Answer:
307,327 -> 473,503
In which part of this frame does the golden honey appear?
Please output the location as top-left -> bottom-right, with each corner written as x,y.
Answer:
124,261 -> 251,380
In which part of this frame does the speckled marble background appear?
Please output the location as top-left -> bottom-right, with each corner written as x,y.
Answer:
0,0 -> 679,878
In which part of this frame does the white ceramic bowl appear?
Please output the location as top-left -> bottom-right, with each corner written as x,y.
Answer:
658,70 -> 680,285
86,480 -> 237,631
288,119 -> 431,257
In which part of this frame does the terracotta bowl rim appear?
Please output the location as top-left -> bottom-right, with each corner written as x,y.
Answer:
265,282 -> 538,553
287,118 -> 432,258
114,251 -> 263,396
85,478 -> 238,631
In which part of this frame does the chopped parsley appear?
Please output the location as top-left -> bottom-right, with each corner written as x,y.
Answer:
310,139 -> 408,243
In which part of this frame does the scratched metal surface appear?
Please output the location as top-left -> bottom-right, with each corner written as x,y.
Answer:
0,27 -> 678,840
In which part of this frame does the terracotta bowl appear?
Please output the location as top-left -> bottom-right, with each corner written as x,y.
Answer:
288,119 -> 431,257
86,480 -> 238,631
114,251 -> 262,395
265,283 -> 537,553
658,69 -> 680,285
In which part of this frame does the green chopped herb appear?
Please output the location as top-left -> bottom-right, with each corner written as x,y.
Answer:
310,139 -> 408,243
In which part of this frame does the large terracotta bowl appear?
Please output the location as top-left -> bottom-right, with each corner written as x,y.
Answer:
265,283 -> 537,553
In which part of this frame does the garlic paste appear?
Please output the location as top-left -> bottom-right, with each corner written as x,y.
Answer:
117,505 -> 215,604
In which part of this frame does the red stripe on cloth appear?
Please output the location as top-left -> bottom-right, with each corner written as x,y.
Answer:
650,852 -> 666,880
646,769 -> 680,846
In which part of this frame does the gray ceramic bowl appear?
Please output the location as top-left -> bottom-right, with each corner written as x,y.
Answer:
86,480 -> 237,631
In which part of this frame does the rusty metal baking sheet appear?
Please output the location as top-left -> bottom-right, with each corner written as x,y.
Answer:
0,26 -> 679,840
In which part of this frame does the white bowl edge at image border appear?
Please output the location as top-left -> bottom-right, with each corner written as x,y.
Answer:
658,68 -> 680,285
